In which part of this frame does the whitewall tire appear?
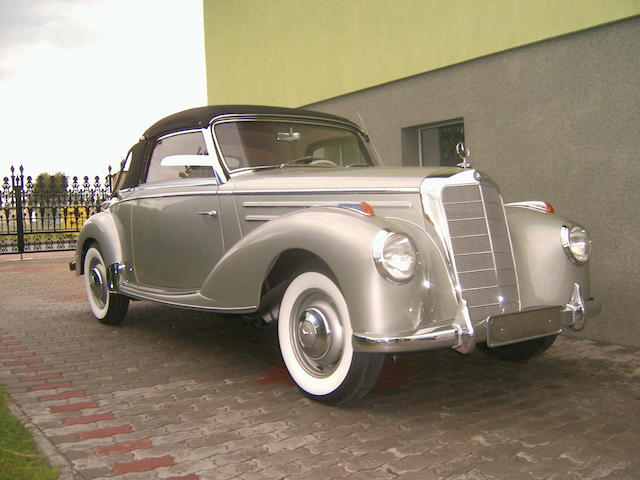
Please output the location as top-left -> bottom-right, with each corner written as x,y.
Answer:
83,245 -> 129,325
278,271 -> 383,405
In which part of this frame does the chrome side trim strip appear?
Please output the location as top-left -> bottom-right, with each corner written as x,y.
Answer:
155,128 -> 205,141
245,215 -> 278,221
136,181 -> 218,191
116,191 -> 219,203
242,200 -> 413,208
448,216 -> 486,222
233,188 -> 419,195
118,285 -> 256,313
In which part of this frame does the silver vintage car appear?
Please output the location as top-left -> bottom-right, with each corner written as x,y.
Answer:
72,105 -> 600,405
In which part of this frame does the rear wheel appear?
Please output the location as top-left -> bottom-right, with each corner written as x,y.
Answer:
278,271 -> 383,405
83,245 -> 129,326
478,334 -> 557,362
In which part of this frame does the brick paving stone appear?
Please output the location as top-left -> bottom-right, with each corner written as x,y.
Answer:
114,455 -> 176,474
288,463 -> 349,480
2,256 -> 640,479
201,462 -> 261,480
341,451 -> 398,474
50,401 -> 100,413
38,391 -> 86,402
94,439 -> 153,456
19,372 -> 63,382
348,469 -> 397,480
64,412 -> 116,426
239,462 -> 304,480
253,447 -> 308,469
293,450 -> 353,471
77,425 -> 133,440
383,450 -> 441,475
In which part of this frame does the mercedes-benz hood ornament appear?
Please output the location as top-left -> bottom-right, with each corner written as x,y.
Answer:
456,142 -> 471,169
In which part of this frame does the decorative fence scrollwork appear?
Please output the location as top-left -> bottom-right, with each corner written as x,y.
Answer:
0,165 -> 114,254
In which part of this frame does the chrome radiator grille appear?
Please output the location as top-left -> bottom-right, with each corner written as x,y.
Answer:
442,183 -> 519,322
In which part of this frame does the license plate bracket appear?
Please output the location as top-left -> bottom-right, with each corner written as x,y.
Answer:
487,306 -> 562,348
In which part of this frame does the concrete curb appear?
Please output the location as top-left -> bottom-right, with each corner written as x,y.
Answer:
8,399 -> 78,480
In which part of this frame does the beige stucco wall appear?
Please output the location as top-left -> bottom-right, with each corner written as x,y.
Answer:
204,0 -> 640,106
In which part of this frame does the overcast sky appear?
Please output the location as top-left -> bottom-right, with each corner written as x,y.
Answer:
0,0 -> 206,181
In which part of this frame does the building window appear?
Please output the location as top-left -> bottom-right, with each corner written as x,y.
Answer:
402,119 -> 464,167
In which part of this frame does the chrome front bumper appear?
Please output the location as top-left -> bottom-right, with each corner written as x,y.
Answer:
352,284 -> 601,354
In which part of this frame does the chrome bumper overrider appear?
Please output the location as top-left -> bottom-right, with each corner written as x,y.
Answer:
352,284 -> 600,354
561,283 -> 601,331
106,263 -> 125,293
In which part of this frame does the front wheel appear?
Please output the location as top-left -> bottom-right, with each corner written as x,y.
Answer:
478,334 -> 557,362
83,245 -> 129,326
278,271 -> 383,405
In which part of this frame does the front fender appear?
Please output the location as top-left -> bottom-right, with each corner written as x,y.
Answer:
200,207 -> 453,335
506,206 -> 592,309
75,211 -> 124,275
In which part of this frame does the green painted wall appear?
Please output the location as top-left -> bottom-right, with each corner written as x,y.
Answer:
204,0 -> 640,107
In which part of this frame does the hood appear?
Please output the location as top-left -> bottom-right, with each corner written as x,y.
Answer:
226,166 -> 461,193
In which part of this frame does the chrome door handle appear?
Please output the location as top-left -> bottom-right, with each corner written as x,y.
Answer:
197,210 -> 218,217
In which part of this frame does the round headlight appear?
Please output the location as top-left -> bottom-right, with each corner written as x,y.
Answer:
561,224 -> 591,264
373,230 -> 418,284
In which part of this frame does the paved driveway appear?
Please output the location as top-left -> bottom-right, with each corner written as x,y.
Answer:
1,255 -> 639,480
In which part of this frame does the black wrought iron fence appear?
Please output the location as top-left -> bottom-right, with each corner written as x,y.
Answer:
0,166 -> 114,255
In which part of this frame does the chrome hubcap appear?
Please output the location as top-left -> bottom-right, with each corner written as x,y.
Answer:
88,265 -> 107,308
298,308 -> 331,359
291,292 -> 344,377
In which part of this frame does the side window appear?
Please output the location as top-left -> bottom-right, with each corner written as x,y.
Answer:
145,131 -> 213,183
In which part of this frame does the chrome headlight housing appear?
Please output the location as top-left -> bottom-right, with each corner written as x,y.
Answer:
373,230 -> 418,284
561,224 -> 591,264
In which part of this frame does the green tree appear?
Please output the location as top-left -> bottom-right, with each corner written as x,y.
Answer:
32,172 -> 68,206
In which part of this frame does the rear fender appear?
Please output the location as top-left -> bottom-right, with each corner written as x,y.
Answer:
75,212 -> 124,275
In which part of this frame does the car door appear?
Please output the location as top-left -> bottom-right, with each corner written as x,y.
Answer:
128,129 -> 224,290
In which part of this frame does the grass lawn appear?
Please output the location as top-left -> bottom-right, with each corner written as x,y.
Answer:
0,387 -> 58,480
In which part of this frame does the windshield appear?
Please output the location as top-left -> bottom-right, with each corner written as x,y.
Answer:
214,121 -> 374,172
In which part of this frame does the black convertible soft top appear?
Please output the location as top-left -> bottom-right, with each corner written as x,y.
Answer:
117,105 -> 360,190
143,105 -> 358,139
